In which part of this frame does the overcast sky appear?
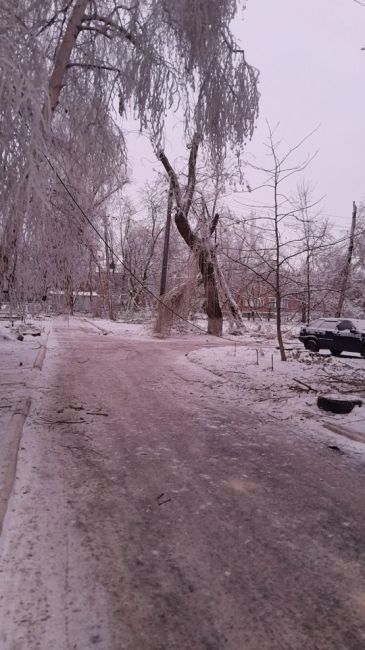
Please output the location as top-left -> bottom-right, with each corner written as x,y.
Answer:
126,0 -> 365,231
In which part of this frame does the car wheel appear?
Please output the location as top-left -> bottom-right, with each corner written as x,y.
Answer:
330,349 -> 341,357
305,339 -> 318,352
317,396 -> 362,414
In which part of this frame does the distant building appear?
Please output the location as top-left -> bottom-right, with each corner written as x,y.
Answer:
236,286 -> 301,319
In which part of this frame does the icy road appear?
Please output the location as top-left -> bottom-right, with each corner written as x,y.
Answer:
0,317 -> 365,649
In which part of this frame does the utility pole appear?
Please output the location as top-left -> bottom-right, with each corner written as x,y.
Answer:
159,180 -> 174,296
336,201 -> 357,318
103,215 -> 114,320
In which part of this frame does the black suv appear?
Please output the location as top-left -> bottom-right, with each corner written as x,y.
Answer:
299,318 -> 365,357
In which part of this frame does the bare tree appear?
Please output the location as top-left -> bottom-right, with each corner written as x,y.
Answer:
118,186 -> 165,312
220,126 -> 321,359
295,182 -> 329,324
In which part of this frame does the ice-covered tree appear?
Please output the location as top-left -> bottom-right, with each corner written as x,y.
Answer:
0,0 -> 259,305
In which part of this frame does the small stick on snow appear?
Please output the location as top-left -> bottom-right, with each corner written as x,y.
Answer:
293,378 -> 318,393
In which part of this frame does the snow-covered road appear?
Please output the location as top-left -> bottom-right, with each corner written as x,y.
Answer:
1,317 -> 365,649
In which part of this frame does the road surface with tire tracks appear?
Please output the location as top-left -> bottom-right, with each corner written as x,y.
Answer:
0,317 -> 365,649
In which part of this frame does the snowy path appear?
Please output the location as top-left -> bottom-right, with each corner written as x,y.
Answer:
0,317 -> 365,649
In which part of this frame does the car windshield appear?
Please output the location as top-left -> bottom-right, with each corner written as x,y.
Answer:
351,319 -> 365,331
308,318 -> 365,332
309,319 -> 338,330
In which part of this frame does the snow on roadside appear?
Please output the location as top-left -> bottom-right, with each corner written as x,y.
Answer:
78,316 -> 209,340
0,316 -> 49,431
74,313 -> 301,343
83,313 -> 301,343
79,316 -> 152,338
188,344 -> 365,455
184,316 -> 301,344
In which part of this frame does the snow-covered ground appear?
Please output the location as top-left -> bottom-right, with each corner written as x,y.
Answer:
79,313 -> 365,455
188,339 -> 365,454
2,313 -> 364,457
2,315 -> 365,648
78,314 -> 211,339
0,316 -> 49,430
79,316 -> 153,338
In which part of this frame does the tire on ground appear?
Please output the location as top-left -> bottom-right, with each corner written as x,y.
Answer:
305,338 -> 318,353
317,396 -> 363,414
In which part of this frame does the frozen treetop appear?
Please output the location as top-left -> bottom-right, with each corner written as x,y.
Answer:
0,0 -> 259,301
0,0 -> 259,169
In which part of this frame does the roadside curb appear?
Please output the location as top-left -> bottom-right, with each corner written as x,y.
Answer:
0,398 -> 31,535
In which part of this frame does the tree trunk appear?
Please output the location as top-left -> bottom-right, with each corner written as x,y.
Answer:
0,207 -> 21,298
213,250 -> 244,331
198,246 -> 223,336
336,201 -> 357,318
65,277 -> 74,315
273,170 -> 286,361
276,293 -> 286,361
103,216 -> 114,320
174,211 -> 223,336
159,181 -> 173,296
301,300 -> 306,324
305,250 -> 311,325
46,0 -> 89,119
158,139 -> 223,336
